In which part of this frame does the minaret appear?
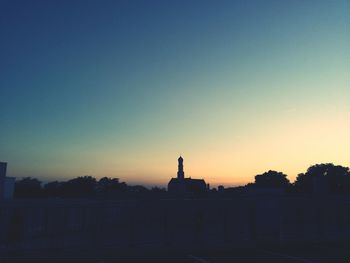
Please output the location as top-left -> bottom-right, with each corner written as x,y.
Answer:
177,156 -> 185,180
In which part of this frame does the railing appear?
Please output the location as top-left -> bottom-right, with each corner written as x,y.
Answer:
1,196 -> 350,253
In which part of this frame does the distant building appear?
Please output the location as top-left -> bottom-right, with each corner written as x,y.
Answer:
218,185 -> 225,192
168,156 -> 207,195
0,162 -> 15,199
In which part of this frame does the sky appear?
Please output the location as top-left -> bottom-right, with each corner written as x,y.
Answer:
0,0 -> 349,187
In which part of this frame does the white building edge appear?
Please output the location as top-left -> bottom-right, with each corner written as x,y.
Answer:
0,162 -> 15,199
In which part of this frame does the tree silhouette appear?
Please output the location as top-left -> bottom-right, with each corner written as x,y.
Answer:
254,170 -> 290,188
14,177 -> 43,198
96,177 -> 127,198
61,176 -> 97,197
43,181 -> 63,197
294,163 -> 350,193
13,175 -> 172,199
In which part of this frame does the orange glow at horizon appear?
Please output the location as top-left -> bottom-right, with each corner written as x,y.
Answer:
24,108 -> 349,188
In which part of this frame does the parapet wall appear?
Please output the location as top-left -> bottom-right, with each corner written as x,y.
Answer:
0,196 -> 349,253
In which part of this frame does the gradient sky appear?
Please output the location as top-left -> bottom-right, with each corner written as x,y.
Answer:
1,0 -> 349,187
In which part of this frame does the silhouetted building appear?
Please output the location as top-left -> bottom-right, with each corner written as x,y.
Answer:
0,162 -> 15,199
0,162 -> 5,199
168,156 -> 207,195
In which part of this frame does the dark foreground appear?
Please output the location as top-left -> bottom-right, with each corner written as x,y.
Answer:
2,243 -> 350,263
2,197 -> 350,262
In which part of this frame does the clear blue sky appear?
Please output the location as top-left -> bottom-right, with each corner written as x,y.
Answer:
1,0 -> 349,186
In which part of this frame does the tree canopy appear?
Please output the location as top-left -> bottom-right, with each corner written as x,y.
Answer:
254,170 -> 291,188
294,163 -> 350,193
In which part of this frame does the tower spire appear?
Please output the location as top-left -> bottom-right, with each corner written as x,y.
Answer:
177,156 -> 184,180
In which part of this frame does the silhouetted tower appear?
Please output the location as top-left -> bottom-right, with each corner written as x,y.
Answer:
0,162 -> 7,200
177,156 -> 185,180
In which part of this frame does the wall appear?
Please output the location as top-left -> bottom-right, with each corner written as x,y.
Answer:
0,196 -> 350,253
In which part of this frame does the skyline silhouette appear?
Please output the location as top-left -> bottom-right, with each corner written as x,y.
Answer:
5,157 -> 350,197
3,157 -> 350,262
